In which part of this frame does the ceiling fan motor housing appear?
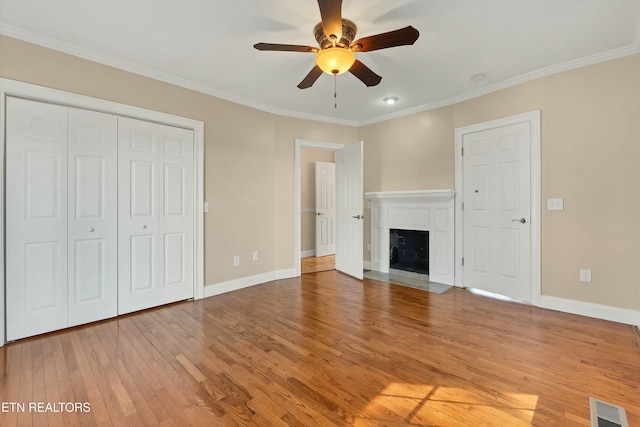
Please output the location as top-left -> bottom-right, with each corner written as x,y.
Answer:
314,19 -> 358,49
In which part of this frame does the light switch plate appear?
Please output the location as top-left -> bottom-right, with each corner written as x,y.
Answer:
580,269 -> 592,283
547,198 -> 564,211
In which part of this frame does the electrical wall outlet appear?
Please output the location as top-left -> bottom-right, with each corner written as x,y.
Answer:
253,251 -> 259,261
547,198 -> 564,211
580,269 -> 592,283
233,256 -> 240,267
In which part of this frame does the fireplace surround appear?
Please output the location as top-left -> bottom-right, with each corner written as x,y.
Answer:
365,190 -> 455,285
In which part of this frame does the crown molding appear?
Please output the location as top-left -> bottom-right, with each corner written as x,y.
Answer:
0,24 -> 359,127
2,22 -> 639,129
358,42 -> 640,126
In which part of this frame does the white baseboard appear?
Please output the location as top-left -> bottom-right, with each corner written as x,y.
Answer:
301,250 -> 316,258
274,268 -> 297,280
205,270 -> 640,328
541,295 -> 640,327
204,268 -> 297,298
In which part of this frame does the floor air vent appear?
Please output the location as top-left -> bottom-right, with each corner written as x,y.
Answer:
590,398 -> 629,427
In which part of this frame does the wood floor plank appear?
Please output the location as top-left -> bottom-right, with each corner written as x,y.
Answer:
301,255 -> 335,274
68,331 -> 110,425
1,271 -> 639,426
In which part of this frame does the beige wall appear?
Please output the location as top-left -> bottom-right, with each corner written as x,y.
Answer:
0,35 -> 357,285
272,116 -> 358,271
2,35 -> 639,312
360,54 -> 640,311
300,148 -> 335,253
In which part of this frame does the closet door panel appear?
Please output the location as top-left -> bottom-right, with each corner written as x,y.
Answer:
160,125 -> 194,298
6,97 -> 69,341
131,234 -> 155,292
118,118 -> 160,314
118,117 -> 194,314
67,108 -> 118,327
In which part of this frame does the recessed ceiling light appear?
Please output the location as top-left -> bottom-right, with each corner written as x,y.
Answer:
383,96 -> 399,105
471,73 -> 486,83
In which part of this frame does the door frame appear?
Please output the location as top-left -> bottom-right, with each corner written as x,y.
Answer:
294,139 -> 344,277
454,110 -> 541,306
0,78 -> 206,345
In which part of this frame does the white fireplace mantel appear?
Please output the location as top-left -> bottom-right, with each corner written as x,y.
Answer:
365,189 -> 455,202
365,189 -> 456,285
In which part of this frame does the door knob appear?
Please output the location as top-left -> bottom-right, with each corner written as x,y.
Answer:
316,212 -> 323,216
511,218 -> 527,224
142,224 -> 147,229
88,227 -> 95,232
351,215 -> 365,220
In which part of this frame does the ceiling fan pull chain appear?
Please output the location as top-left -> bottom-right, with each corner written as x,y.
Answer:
334,74 -> 337,109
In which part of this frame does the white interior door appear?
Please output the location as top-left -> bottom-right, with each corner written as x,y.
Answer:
335,142 -> 363,279
315,161 -> 336,257
67,107 -> 118,326
118,117 -> 194,314
463,121 -> 531,301
6,97 -> 69,340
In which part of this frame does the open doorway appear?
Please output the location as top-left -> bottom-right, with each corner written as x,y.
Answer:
294,139 -> 364,278
296,141 -> 339,274
301,153 -> 336,274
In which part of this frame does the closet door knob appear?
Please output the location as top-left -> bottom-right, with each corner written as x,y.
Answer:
142,224 -> 147,229
88,227 -> 95,232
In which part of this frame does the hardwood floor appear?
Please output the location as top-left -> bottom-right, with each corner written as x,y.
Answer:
1,271 -> 639,426
301,255 -> 335,274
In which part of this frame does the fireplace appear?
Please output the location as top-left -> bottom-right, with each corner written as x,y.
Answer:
390,229 -> 429,275
365,190 -> 455,285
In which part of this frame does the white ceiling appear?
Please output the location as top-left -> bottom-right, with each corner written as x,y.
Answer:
1,0 -> 639,125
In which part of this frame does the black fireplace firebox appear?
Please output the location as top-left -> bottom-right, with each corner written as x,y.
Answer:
389,229 -> 429,275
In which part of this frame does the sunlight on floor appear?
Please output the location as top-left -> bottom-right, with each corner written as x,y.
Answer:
468,287 -> 526,303
354,382 -> 539,425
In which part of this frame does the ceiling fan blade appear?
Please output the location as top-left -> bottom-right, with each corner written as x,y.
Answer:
349,60 -> 382,87
298,65 -> 324,89
317,0 -> 343,40
351,26 -> 419,52
254,43 -> 317,53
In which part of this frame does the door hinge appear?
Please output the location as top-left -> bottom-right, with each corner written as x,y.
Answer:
461,202 -> 464,211
461,147 -> 464,156
462,257 -> 465,266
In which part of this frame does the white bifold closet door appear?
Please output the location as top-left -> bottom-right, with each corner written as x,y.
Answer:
6,97 -> 118,341
117,117 -> 194,314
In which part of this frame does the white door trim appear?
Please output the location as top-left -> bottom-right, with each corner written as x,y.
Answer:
0,77 -> 206,345
454,110 -> 541,306
294,139 -> 344,277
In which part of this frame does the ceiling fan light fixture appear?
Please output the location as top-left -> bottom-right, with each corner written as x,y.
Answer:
315,47 -> 356,75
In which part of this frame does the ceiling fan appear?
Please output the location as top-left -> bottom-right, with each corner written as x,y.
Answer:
253,0 -> 419,89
